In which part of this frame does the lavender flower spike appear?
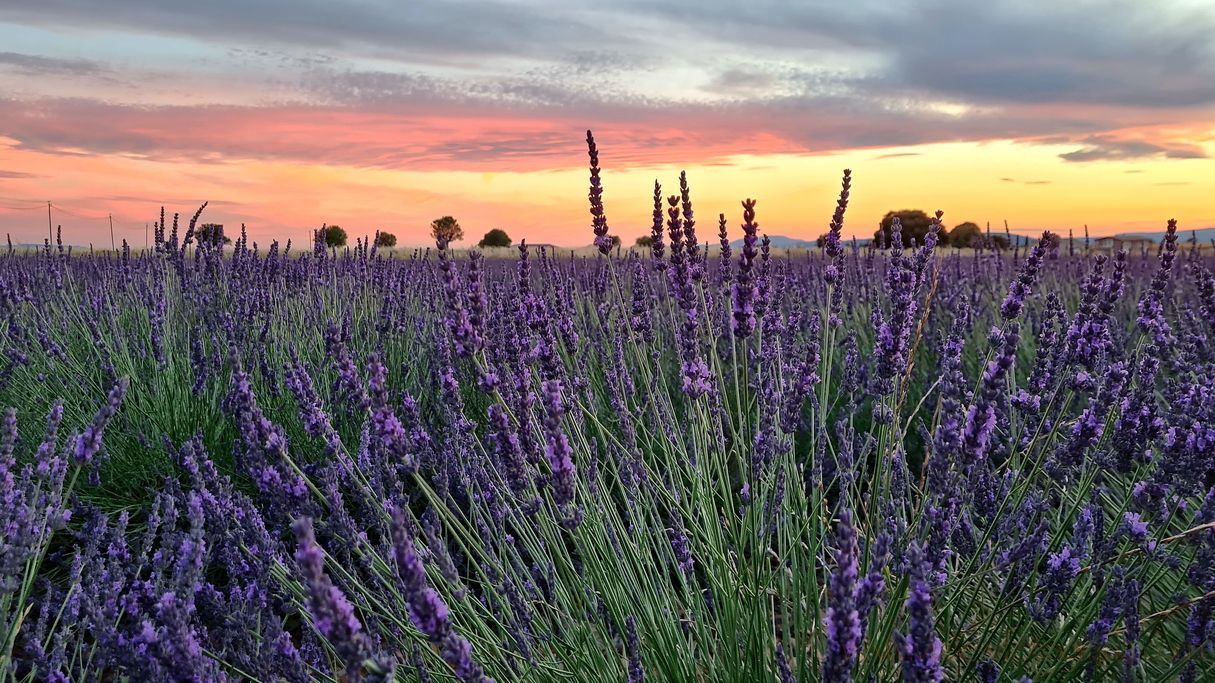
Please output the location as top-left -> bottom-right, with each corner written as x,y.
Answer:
824,168 -> 852,286
293,517 -> 374,679
732,198 -> 760,338
586,130 -> 612,255
625,615 -> 645,683
650,180 -> 665,262
391,511 -> 496,682
776,642 -> 798,683
73,377 -> 129,465
897,543 -> 944,683
823,508 -> 862,683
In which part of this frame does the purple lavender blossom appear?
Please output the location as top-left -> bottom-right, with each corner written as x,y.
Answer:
539,378 -> 578,525
73,377 -> 128,466
776,642 -> 797,683
823,508 -> 861,683
650,180 -> 665,262
586,130 -> 612,255
732,198 -> 759,338
667,507 -> 695,578
823,169 -> 852,286
391,511 -> 495,682
897,543 -> 944,683
293,517 -> 374,679
678,171 -> 701,279
625,615 -> 645,683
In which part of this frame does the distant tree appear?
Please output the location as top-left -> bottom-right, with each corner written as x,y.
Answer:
816,233 -> 829,249
1042,230 -> 1061,258
949,222 -> 983,248
196,223 -> 231,245
322,225 -> 348,248
635,235 -> 654,248
988,234 -> 1010,250
478,228 -> 512,248
430,216 -> 464,245
375,231 -> 397,248
874,210 -> 948,248
609,235 -> 621,249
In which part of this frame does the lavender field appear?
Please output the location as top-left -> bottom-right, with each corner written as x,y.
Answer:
2,143 -> 1214,682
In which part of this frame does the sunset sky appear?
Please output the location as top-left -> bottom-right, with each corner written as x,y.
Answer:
1,0 -> 1213,248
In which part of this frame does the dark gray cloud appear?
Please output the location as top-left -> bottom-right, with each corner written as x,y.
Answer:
702,67 -> 784,97
0,51 -> 105,76
7,0 -> 1214,110
300,69 -> 449,105
629,0 -> 1215,109
1058,136 -> 1208,162
879,2 -> 1215,108
299,61 -> 656,113
226,48 -> 337,69
1,0 -> 1211,168
0,1 -> 637,64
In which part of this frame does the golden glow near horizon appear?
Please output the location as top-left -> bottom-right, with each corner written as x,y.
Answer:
3,136 -> 1213,248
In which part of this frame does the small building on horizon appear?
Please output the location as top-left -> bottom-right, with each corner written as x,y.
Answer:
1092,236 -> 1156,253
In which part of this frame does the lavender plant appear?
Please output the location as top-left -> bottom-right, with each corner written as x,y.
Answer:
0,133 -> 1211,682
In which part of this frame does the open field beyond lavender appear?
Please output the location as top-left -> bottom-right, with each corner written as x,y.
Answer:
3,158 -> 1215,682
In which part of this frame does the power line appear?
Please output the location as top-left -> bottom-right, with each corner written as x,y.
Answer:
48,202 -> 109,220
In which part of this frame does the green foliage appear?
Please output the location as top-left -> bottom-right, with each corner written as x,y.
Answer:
478,228 -> 511,248
949,222 -> 983,248
374,231 -> 397,248
196,223 -> 231,245
875,209 -> 948,247
635,235 -> 654,248
430,216 -> 464,245
321,225 -> 348,248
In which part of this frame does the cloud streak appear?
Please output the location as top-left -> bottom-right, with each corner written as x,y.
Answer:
0,51 -> 106,76
1058,135 -> 1208,162
0,93 -> 1144,172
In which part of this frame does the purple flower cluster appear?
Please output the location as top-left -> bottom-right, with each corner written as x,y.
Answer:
391,511 -> 495,683
1,146 -> 1212,682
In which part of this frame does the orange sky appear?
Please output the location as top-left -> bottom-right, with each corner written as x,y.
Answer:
2,1 -> 1214,247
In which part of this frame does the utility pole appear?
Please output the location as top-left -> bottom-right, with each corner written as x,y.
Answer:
109,213 -> 116,252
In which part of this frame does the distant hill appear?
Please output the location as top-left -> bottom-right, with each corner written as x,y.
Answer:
1004,226 -> 1215,246
1111,226 -> 1215,243
728,235 -> 818,249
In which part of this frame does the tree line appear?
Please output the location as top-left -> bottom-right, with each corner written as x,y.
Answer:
310,217 -> 516,250
301,209 -> 1012,252
861,210 -> 1009,249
